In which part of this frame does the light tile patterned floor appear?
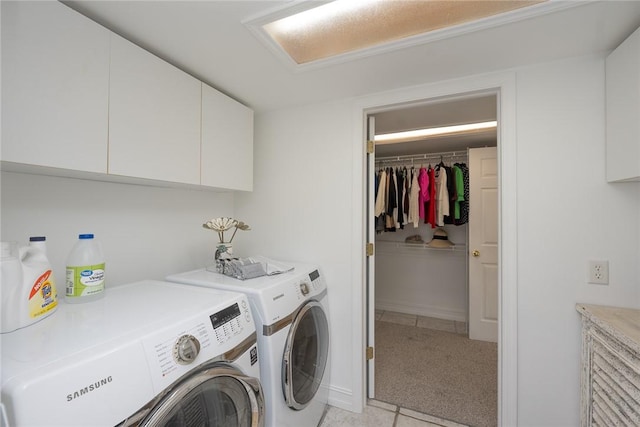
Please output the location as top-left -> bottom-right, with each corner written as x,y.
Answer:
319,310 -> 470,427
319,400 -> 469,427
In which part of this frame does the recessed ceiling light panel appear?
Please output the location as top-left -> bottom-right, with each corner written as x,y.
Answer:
251,0 -> 548,67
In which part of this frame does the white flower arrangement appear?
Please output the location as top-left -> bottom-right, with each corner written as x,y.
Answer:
203,217 -> 251,243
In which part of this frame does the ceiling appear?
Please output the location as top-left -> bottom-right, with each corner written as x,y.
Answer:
63,0 -> 640,115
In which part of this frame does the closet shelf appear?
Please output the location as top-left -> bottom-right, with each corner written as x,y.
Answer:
376,240 -> 467,253
375,149 -> 468,167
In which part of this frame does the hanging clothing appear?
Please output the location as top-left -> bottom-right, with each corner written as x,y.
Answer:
385,168 -> 397,231
435,165 -> 449,226
418,167 -> 429,220
408,167 -> 420,227
426,166 -> 437,228
396,168 -> 405,229
453,165 -> 465,220
374,168 -> 387,217
443,165 -> 456,225
455,163 -> 470,225
403,167 -> 410,225
374,155 -> 469,231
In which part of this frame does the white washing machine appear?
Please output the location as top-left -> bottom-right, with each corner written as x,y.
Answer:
166,262 -> 330,427
1,280 -> 264,427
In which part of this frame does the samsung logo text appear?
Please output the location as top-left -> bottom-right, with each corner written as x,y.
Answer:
67,376 -> 113,401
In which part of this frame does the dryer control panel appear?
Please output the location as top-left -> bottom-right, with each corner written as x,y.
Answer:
294,269 -> 326,301
259,267 -> 327,324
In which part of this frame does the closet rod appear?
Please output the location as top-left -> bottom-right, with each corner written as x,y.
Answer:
375,149 -> 468,164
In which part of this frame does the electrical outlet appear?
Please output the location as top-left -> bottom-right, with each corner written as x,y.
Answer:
588,260 -> 609,285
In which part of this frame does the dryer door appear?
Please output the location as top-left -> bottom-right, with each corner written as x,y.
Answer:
124,364 -> 264,427
282,300 -> 329,410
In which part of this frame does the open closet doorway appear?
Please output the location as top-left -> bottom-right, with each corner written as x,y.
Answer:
366,92 -> 499,427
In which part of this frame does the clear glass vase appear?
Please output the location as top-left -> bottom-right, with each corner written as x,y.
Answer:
214,242 -> 233,273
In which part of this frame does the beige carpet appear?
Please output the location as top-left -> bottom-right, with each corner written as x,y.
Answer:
374,320 -> 497,427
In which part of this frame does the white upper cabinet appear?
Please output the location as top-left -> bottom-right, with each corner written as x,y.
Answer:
1,1 -> 110,173
2,3 -> 253,190
201,84 -> 254,191
606,26 -> 640,182
108,34 -> 201,185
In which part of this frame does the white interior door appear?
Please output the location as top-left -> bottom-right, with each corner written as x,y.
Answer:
468,146 -> 499,342
366,116 -> 376,398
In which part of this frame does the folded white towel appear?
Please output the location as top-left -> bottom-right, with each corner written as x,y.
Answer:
247,256 -> 295,275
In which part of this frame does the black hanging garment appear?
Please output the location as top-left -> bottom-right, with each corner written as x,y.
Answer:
455,163 -> 470,225
403,167 -> 410,222
385,168 -> 397,232
443,165 -> 456,224
396,168 -> 405,229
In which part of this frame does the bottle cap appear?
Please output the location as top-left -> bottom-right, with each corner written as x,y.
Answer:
29,236 -> 46,242
79,234 -> 94,239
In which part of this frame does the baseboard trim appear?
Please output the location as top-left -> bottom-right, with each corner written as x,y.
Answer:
327,384 -> 359,412
376,300 -> 466,322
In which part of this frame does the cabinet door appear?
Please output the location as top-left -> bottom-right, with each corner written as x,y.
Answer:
606,26 -> 640,182
108,34 -> 201,185
201,84 -> 254,191
1,1 -> 110,173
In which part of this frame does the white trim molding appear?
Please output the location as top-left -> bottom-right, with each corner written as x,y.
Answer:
351,70 -> 518,426
327,384 -> 356,413
375,301 -> 466,323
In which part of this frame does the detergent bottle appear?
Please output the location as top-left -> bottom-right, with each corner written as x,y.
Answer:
65,234 -> 105,303
1,238 -> 59,333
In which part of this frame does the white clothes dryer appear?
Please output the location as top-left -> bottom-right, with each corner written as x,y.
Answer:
166,262 -> 330,427
1,280 -> 264,427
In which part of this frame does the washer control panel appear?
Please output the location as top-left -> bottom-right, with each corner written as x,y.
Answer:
142,295 -> 255,393
210,300 -> 251,344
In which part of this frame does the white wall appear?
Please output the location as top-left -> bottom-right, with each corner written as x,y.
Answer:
0,171 -> 235,287
239,53 -> 640,424
234,100 -> 356,407
375,247 -> 467,321
515,54 -> 639,425
375,224 -> 468,321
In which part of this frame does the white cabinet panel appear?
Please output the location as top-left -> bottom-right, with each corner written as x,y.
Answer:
1,1 -> 110,173
606,26 -> 640,182
108,34 -> 201,185
2,4 -> 251,191
201,84 -> 253,191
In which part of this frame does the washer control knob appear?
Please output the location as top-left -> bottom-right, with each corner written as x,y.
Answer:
300,282 -> 310,296
173,334 -> 201,365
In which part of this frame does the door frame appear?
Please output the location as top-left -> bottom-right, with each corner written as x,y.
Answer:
350,71 -> 517,426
